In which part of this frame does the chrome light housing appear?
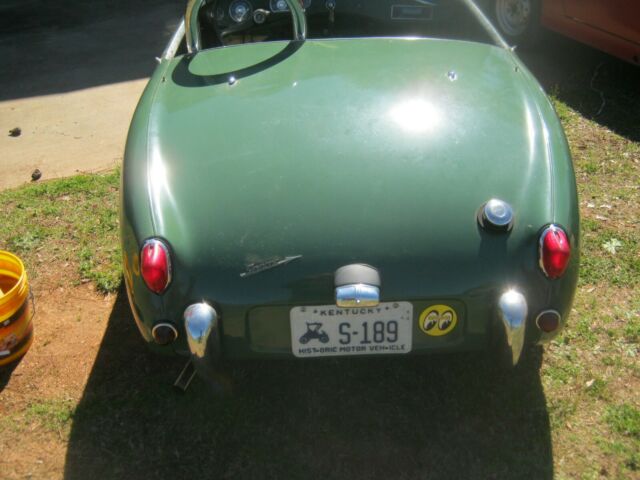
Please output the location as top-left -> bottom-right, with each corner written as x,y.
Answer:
479,198 -> 514,231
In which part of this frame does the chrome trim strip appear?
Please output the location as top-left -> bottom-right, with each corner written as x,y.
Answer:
336,283 -> 380,308
460,0 -> 510,49
497,289 -> 528,365
162,18 -> 186,60
185,0 -> 306,54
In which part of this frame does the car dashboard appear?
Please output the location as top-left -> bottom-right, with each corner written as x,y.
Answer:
198,0 -> 493,48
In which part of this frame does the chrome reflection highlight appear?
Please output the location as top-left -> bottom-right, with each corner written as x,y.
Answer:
184,303 -> 219,359
497,289 -> 528,365
147,140 -> 180,233
336,283 -> 380,308
389,99 -> 441,133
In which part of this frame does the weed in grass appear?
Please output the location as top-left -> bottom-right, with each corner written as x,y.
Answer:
544,362 -> 581,385
597,438 -> 640,473
580,228 -> 640,286
601,355 -> 621,368
25,399 -> 75,432
585,377 -> 609,400
572,316 -> 599,347
548,397 -> 577,430
582,161 -> 599,175
623,312 -> 640,344
9,230 -> 43,252
605,404 -> 640,439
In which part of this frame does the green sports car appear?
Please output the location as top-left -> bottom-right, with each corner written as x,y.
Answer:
121,0 -> 579,385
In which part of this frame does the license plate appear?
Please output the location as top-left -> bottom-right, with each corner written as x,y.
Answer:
290,302 -> 413,358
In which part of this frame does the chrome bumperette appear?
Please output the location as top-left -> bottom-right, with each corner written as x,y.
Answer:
335,283 -> 380,308
497,289 -> 528,365
184,303 -> 220,360
185,0 -> 306,54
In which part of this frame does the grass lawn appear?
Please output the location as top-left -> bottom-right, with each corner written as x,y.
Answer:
1,49 -> 639,480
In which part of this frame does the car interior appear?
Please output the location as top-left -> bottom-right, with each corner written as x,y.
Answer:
191,0 -> 497,50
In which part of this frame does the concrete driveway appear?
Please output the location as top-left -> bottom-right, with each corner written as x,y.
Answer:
0,0 -> 183,189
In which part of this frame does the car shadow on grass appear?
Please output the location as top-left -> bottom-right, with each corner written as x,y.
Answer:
517,32 -> 640,142
64,285 -> 552,480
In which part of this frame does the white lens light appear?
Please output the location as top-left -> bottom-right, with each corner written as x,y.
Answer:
482,198 -> 514,230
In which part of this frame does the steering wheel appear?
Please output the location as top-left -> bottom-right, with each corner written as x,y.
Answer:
185,0 -> 307,54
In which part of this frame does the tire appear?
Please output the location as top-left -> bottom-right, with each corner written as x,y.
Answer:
491,0 -> 541,47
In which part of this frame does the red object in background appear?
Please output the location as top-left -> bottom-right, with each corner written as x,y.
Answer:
541,0 -> 640,65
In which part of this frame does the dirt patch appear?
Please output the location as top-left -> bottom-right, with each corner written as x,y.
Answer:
0,80 -> 146,190
0,276 -> 115,480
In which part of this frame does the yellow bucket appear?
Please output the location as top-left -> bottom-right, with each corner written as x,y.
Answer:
0,251 -> 34,367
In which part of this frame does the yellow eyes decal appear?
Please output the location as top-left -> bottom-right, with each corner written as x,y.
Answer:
419,305 -> 457,336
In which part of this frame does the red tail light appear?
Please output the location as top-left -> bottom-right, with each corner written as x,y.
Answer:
539,225 -> 571,279
140,239 -> 171,294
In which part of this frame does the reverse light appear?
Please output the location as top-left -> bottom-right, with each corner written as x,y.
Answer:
140,238 -> 172,294
539,225 -> 571,279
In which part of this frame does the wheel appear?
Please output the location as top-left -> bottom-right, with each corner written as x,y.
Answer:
492,0 -> 540,47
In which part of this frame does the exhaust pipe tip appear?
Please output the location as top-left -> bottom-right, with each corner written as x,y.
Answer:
151,322 -> 178,345
536,310 -> 561,333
